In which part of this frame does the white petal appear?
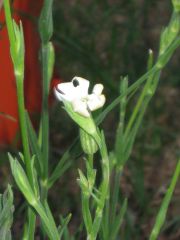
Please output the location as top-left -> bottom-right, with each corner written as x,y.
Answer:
87,94 -> 106,111
54,87 -> 63,101
55,77 -> 90,102
54,82 -> 73,101
92,84 -> 104,95
72,99 -> 90,117
71,76 -> 90,98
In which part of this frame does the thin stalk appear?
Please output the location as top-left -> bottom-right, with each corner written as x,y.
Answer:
82,194 -> 93,235
124,73 -> 160,162
4,1 -> 36,238
41,43 -> 50,201
124,71 -> 161,162
102,195 -> 110,240
16,77 -> 34,184
115,76 -> 128,167
149,159 -> 180,240
82,154 -> 93,235
88,154 -> 94,169
39,1 -> 54,202
109,77 -> 128,237
34,201 -> 60,240
27,208 -> 36,239
124,80 -> 152,139
91,132 -> 110,240
110,170 -> 122,230
4,0 -> 33,184
124,50 -> 154,141
3,0 -> 15,56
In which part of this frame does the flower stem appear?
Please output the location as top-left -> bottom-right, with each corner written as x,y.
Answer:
4,0 -> 36,238
40,43 -> 50,201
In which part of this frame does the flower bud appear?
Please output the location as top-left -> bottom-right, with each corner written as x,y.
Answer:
47,42 -> 55,87
159,15 -> 179,55
11,21 -> 24,78
92,84 -> 104,95
38,0 -> 53,43
77,169 -> 90,197
80,128 -> 98,154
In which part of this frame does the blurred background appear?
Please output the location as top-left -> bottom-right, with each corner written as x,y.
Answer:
0,0 -> 180,239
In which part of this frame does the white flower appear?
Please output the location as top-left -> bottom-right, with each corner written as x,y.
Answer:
54,76 -> 106,117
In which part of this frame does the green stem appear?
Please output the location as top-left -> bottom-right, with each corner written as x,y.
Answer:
107,77 -> 127,238
34,201 -> 60,240
27,208 -> 36,239
91,132 -> 110,239
82,154 -> 94,236
4,0 -> 33,188
4,1 -> 36,238
3,0 -> 16,56
88,154 -> 94,168
110,170 -> 122,229
149,159 -> 180,240
82,194 -> 93,235
124,68 -> 155,139
16,77 -> 34,183
41,43 -> 50,201
103,198 -> 110,240
115,76 -> 128,168
124,73 -> 161,162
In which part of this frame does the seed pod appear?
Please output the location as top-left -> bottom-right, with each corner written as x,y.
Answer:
80,128 -> 98,154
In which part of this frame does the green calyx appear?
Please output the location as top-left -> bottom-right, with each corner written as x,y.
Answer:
80,128 -> 99,155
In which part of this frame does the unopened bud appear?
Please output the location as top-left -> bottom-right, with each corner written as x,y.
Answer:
80,128 -> 98,154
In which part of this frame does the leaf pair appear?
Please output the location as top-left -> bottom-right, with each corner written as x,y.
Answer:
8,154 -> 60,240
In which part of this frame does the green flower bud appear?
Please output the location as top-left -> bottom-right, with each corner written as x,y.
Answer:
47,42 -> 55,86
80,128 -> 98,154
12,21 -> 24,78
77,169 -> 90,197
159,14 -> 179,55
38,0 -> 53,43
157,35 -> 179,69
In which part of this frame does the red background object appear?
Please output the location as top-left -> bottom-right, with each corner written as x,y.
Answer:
0,1 -> 59,148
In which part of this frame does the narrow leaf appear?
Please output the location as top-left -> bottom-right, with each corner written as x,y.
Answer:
149,159 -> 180,240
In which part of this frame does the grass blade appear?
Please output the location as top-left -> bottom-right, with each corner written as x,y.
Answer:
26,111 -> 43,175
48,151 -> 71,188
149,159 -> 180,240
59,214 -> 72,238
110,198 -> 128,240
